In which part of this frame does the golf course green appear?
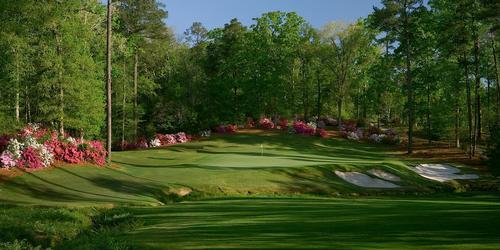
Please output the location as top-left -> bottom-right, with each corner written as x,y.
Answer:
1,132 -> 499,249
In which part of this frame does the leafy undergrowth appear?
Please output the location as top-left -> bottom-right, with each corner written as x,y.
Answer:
0,206 -> 140,250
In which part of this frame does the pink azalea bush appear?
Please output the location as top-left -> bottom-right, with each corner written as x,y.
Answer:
216,124 -> 237,134
292,121 -> 315,136
147,132 -> 192,148
259,118 -> 275,130
0,151 -> 16,168
316,128 -> 329,138
0,124 -> 107,170
279,119 -> 289,130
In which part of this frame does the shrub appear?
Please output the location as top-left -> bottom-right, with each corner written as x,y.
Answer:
487,124 -> 500,174
292,121 -> 315,136
316,128 -> 329,138
259,118 -> 275,129
216,124 -> 237,134
245,118 -> 255,128
367,126 -> 382,135
279,119 -> 289,130
0,124 -> 108,169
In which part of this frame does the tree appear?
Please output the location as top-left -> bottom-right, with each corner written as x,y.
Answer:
106,0 -> 113,162
370,0 -> 426,154
117,0 -> 168,140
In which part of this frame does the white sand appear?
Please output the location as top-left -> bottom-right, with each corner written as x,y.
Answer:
335,171 -> 399,188
412,163 -> 479,182
367,169 -> 401,182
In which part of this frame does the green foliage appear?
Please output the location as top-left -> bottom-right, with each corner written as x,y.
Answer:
488,124 -> 500,174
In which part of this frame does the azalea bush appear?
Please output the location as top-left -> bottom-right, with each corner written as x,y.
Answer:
279,119 -> 289,130
367,128 -> 401,145
200,130 -> 211,137
147,132 -> 192,148
245,118 -> 255,128
216,124 -> 237,134
0,124 -> 107,170
259,118 -> 275,130
292,121 -> 315,136
316,128 -> 329,138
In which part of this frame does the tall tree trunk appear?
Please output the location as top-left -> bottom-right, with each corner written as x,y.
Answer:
25,85 -> 30,123
403,0 -> 414,154
455,104 -> 460,148
122,57 -> 126,151
133,51 -> 138,141
15,50 -> 20,123
106,0 -> 113,163
337,98 -> 342,129
473,37 -> 481,155
316,70 -> 321,123
56,32 -> 64,135
491,36 -> 500,123
464,52 -> 473,159
427,81 -> 431,145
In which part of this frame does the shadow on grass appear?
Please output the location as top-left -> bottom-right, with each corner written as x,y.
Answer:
120,198 -> 500,249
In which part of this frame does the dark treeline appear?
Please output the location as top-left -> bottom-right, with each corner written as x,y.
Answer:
0,0 -> 499,160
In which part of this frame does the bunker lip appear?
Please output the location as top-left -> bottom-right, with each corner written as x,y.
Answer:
367,169 -> 401,182
412,163 -> 479,182
335,171 -> 400,188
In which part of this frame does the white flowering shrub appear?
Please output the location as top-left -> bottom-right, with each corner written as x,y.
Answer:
200,130 -> 211,137
149,138 -> 161,148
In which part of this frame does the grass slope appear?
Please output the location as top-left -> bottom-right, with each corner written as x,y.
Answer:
0,132 -> 482,206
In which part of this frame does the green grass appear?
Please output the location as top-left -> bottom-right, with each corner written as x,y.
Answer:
120,197 -> 500,250
0,132 -> 463,206
0,131 -> 498,249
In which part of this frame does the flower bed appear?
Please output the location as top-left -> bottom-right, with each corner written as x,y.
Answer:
147,132 -> 192,148
0,124 -> 107,170
367,128 -> 401,145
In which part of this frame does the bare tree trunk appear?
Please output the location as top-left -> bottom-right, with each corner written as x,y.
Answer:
106,0 -> 113,163
491,36 -> 500,123
25,85 -> 30,123
455,104 -> 460,148
403,0 -> 414,154
316,70 -> 321,123
14,49 -> 20,123
56,32 -> 64,135
122,57 -> 126,151
134,51 -> 138,141
337,98 -> 342,129
472,37 -> 481,155
464,51 -> 473,159
427,81 -> 431,145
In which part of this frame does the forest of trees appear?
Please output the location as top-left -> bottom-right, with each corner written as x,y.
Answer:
0,0 -> 499,164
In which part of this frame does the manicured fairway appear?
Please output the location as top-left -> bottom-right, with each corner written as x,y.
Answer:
122,197 -> 500,250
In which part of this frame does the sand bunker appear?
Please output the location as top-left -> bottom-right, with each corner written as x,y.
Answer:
367,169 -> 401,182
335,171 -> 399,188
412,163 -> 479,182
